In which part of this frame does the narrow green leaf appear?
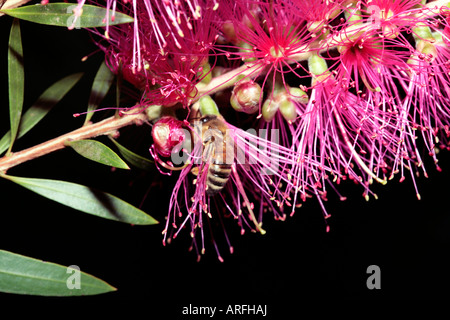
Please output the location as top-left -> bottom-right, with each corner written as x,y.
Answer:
67,139 -> 130,170
109,137 -> 154,172
0,73 -> 83,155
8,19 -> 24,155
3,175 -> 158,225
85,61 -> 114,124
0,250 -> 116,296
0,3 -> 134,28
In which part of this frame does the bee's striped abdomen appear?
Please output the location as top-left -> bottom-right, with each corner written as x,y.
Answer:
206,163 -> 231,195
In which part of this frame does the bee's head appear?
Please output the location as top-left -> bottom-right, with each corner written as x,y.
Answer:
199,115 -> 226,144
200,114 -> 218,124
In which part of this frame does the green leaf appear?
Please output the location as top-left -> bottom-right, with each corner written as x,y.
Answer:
109,137 -> 154,172
0,73 -> 83,155
66,139 -> 130,170
0,3 -> 134,28
0,250 -> 116,296
3,175 -> 158,225
85,61 -> 114,124
8,19 -> 24,155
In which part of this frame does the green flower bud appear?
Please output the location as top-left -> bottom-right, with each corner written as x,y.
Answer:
279,96 -> 297,122
307,21 -> 324,36
432,31 -> 443,44
222,21 -> 237,42
262,98 -> 279,122
413,23 -> 434,41
421,42 -> 438,58
262,86 -> 307,122
199,95 -> 220,116
239,42 -> 256,62
308,54 -> 329,76
344,5 -> 362,23
230,81 -> 261,114
145,105 -> 163,122
288,87 -> 309,104
416,39 -> 438,61
197,62 -> 212,84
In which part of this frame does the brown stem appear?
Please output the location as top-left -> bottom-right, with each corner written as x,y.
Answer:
0,111 -> 147,173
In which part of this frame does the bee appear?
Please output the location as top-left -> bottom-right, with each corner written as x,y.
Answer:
194,114 -> 234,196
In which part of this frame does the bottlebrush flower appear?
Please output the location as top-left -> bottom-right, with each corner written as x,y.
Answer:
358,0 -> 425,37
85,0 -> 220,107
289,0 -> 346,34
151,109 -> 321,261
78,0 -> 450,257
218,0 -> 314,107
396,30 -> 450,188
317,3 -> 445,193
293,54 -> 393,204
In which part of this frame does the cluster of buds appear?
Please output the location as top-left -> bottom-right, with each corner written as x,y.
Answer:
79,0 -> 450,260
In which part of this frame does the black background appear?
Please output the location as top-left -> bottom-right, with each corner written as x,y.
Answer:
1,12 -> 450,314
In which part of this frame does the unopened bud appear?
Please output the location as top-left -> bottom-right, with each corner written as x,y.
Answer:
308,54 -> 329,77
288,87 -> 309,104
199,95 -> 220,116
262,86 -> 306,122
307,21 -> 324,36
432,31 -> 443,44
421,42 -> 438,59
416,40 -> 437,59
222,21 -> 237,42
239,42 -> 257,62
230,81 -> 261,114
278,96 -> 297,122
145,105 -> 163,122
197,62 -> 212,84
413,23 -> 434,41
382,24 -> 400,39
152,117 -> 186,157
344,5 -> 362,23
262,98 -> 279,122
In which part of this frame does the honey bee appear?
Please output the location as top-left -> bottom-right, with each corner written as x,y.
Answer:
194,114 -> 234,196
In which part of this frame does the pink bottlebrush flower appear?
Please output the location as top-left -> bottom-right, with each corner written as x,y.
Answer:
153,113 -> 308,261
78,0 -> 218,51
359,0 -> 425,37
319,13 -> 434,192
325,31 -> 412,95
397,37 -> 450,192
294,53 -> 394,207
289,0 -> 346,34
85,0 -> 220,107
217,0 -> 314,109
78,0 -> 450,254
379,11 -> 450,196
